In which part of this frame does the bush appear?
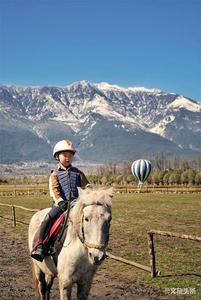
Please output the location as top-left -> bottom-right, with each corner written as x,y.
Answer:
195,172 -> 201,185
169,172 -> 181,185
181,170 -> 196,185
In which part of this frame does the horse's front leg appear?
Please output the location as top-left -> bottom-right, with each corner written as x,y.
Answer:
59,278 -> 72,300
77,281 -> 92,300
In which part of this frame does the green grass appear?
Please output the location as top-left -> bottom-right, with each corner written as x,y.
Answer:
0,193 -> 201,299
111,194 -> 201,300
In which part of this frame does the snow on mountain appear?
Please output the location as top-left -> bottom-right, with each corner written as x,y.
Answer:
95,82 -> 128,92
96,82 -> 161,93
0,81 -> 200,163
150,115 -> 176,136
168,96 -> 201,112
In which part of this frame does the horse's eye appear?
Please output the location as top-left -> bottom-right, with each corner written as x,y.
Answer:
85,217 -> 89,222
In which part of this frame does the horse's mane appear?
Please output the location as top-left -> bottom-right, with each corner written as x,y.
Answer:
69,187 -> 113,237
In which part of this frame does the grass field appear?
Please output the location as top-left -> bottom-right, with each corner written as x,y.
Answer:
0,192 -> 201,299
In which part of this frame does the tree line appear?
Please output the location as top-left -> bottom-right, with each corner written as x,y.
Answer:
88,169 -> 201,186
89,154 -> 201,185
1,153 -> 201,186
96,154 -> 201,175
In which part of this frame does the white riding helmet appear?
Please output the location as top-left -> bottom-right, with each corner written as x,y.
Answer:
53,139 -> 76,160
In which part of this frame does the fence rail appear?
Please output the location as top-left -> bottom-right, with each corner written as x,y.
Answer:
0,188 -> 48,197
0,202 -> 38,226
0,185 -> 201,197
115,185 -> 201,194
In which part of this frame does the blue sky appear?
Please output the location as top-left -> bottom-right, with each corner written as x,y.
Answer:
0,0 -> 200,100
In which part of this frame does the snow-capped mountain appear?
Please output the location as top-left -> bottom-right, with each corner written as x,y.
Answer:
0,81 -> 200,163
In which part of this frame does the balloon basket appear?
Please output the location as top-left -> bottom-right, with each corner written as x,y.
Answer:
137,182 -> 143,193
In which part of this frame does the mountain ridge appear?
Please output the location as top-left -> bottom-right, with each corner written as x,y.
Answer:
0,81 -> 200,163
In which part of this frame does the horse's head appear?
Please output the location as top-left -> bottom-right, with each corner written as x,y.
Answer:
71,187 -> 113,265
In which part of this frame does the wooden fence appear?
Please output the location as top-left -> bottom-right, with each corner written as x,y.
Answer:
115,185 -> 201,194
147,230 -> 201,278
0,185 -> 201,197
1,202 -> 201,278
0,202 -> 155,276
0,202 -> 38,226
0,188 -> 48,197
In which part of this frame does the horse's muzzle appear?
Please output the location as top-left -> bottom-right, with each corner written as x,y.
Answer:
89,249 -> 105,265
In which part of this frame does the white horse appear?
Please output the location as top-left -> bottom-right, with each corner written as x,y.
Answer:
28,187 -> 113,300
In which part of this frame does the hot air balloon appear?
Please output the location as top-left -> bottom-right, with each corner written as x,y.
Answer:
131,159 -> 152,185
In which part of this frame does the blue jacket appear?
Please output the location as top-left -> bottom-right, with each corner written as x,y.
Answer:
57,167 -> 81,201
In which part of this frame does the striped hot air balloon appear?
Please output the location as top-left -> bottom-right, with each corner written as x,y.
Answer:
131,159 -> 152,184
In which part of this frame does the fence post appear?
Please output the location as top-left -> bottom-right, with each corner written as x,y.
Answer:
11,205 -> 16,227
147,232 -> 157,278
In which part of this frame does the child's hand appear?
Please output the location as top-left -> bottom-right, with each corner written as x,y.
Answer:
58,200 -> 68,211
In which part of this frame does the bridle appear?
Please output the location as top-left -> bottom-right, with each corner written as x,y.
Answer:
71,204 -> 110,250
77,213 -> 107,250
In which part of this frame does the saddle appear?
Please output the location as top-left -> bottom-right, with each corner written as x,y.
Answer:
32,211 -> 68,265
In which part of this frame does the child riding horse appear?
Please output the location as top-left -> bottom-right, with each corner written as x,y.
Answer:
31,139 -> 90,261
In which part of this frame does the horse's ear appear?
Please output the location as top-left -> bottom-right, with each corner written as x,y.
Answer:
106,187 -> 114,198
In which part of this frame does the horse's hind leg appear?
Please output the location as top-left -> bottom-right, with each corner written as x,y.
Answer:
45,274 -> 54,300
32,262 -> 47,300
32,262 -> 41,300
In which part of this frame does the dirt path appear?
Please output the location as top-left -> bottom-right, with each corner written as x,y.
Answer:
0,226 -> 172,300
